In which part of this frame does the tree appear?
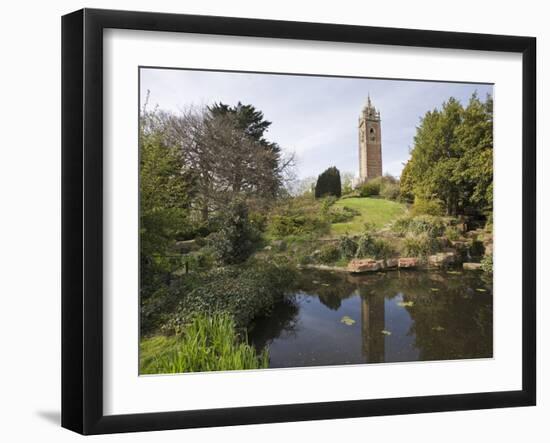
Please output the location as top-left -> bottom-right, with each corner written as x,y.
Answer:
315,167 -> 342,198
208,199 -> 259,265
401,93 -> 493,216
139,122 -> 196,295
160,105 -> 294,221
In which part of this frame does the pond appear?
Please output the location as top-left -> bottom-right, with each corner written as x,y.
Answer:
248,269 -> 493,368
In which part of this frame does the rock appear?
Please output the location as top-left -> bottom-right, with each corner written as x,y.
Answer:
428,251 -> 456,268
398,257 -> 419,268
376,259 -> 386,270
385,258 -> 399,268
272,239 -> 287,251
174,239 -> 198,253
463,262 -> 483,271
348,258 -> 381,273
264,245 -> 272,251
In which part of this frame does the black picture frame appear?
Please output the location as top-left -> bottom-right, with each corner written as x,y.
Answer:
61,8 -> 536,435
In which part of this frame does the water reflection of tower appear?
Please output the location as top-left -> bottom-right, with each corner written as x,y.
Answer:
360,295 -> 386,363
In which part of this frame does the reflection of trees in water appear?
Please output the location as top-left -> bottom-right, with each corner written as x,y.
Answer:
400,274 -> 493,361
296,270 -> 358,310
248,299 -> 300,350
250,269 -> 492,363
351,270 -> 493,362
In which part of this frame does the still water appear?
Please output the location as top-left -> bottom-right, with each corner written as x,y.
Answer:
249,269 -> 493,368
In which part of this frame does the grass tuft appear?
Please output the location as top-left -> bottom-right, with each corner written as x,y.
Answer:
140,313 -> 268,374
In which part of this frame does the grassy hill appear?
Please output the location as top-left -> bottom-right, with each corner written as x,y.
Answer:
331,197 -> 407,235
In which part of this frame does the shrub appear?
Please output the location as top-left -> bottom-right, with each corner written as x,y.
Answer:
403,232 -> 439,257
268,197 -> 329,237
358,179 -> 381,197
445,225 -> 461,241
411,197 -> 445,216
140,313 -> 268,374
380,182 -> 400,200
316,243 -> 341,264
339,235 -> 358,259
355,233 -> 394,259
481,254 -> 493,273
269,213 -> 327,236
208,200 -> 260,265
315,166 -> 342,198
164,259 -> 297,333
327,206 -> 361,223
469,238 -> 485,258
392,215 -> 446,238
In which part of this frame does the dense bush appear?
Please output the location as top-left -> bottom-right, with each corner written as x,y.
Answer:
268,196 -> 329,237
269,213 -> 328,236
469,238 -> 485,258
140,313 -> 268,374
355,233 -> 394,259
208,200 -> 260,264
327,206 -> 361,223
358,179 -> 381,197
403,232 -> 439,257
164,259 -> 297,333
445,225 -> 461,241
411,197 -> 445,216
392,215 -> 446,238
380,182 -> 400,200
315,166 -> 342,198
315,243 -> 341,264
339,235 -> 358,259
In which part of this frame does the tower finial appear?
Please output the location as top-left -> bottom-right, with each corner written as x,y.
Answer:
367,93 -> 371,108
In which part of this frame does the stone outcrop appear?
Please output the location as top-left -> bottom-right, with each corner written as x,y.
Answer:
348,259 -> 382,273
398,257 -> 419,268
428,251 -> 457,268
463,262 -> 483,271
385,258 -> 399,268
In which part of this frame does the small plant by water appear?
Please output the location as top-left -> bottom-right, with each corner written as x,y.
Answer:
140,314 -> 269,374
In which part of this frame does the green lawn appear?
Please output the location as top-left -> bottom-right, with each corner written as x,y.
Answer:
331,197 -> 407,235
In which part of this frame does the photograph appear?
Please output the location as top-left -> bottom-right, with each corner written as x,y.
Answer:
138,68 -> 494,374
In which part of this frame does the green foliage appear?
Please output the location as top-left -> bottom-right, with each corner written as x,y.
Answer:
358,179 -> 381,197
361,175 -> 401,201
392,215 -> 446,238
403,232 -> 439,257
316,243 -> 342,264
380,181 -> 401,200
355,232 -> 394,259
481,254 -> 493,273
339,235 -> 358,259
401,93 -> 493,215
208,200 -> 260,265
269,214 -> 327,237
445,225 -> 461,241
164,259 -> 297,333
140,314 -> 268,374
411,197 -> 445,216
315,166 -> 342,198
140,127 -> 196,296
326,206 -> 361,223
469,238 -> 485,258
268,196 -> 329,237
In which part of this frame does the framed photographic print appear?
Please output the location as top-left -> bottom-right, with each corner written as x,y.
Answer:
61,8 -> 536,435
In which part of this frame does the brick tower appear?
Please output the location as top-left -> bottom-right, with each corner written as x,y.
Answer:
358,95 -> 382,181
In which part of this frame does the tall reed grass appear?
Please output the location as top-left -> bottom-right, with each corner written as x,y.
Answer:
140,313 -> 268,374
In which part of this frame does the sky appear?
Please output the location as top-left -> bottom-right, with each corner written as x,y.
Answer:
140,68 -> 492,181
